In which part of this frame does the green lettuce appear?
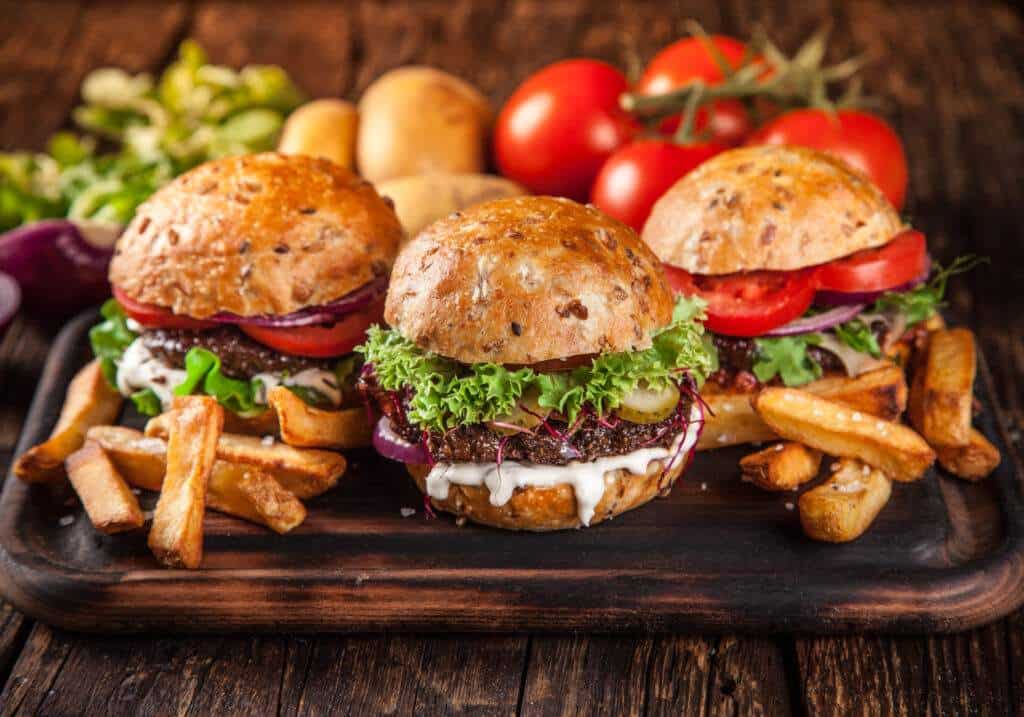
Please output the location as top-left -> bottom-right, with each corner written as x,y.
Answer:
832,318 -> 881,358
358,297 -> 714,431
872,255 -> 983,326
129,388 -> 162,416
88,299 -> 138,385
752,335 -> 823,386
174,347 -> 262,416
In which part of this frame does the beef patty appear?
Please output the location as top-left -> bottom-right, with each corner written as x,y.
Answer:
142,327 -> 336,379
362,376 -> 695,466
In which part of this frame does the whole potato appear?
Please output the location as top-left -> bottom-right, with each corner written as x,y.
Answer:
357,67 -> 492,183
278,99 -> 358,169
376,173 -> 526,239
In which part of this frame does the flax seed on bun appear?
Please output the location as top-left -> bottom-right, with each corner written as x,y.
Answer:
384,196 -> 674,365
109,152 -> 403,318
641,145 -> 905,274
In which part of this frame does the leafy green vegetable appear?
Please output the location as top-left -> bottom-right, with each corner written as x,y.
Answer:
872,255 -> 984,325
130,388 -> 163,416
358,297 -> 714,431
752,335 -> 824,386
88,299 -> 138,385
174,347 -> 262,416
832,318 -> 881,358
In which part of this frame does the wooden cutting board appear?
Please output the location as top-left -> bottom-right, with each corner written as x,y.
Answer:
1,310 -> 1022,634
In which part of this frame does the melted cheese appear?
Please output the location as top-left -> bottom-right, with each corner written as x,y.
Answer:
425,405 -> 703,526
252,369 -> 342,406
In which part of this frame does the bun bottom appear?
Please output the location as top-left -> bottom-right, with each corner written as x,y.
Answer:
405,453 -> 690,532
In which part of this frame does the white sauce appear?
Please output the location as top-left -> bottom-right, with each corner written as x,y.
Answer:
116,339 -> 187,408
425,405 -> 703,526
252,368 -> 342,406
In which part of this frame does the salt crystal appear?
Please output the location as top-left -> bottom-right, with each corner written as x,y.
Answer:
400,507 -> 416,518
261,435 -> 275,446
700,482 -> 708,491
717,433 -> 730,444
862,464 -> 871,476
852,412 -> 863,422
774,444 -> 784,451
143,510 -> 154,521
131,488 -> 141,496
784,502 -> 795,511
58,515 -> 75,527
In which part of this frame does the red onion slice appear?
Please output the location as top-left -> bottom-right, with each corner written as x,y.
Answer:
373,417 -> 430,463
0,271 -> 21,340
763,304 -> 866,337
210,276 -> 388,327
0,219 -> 119,317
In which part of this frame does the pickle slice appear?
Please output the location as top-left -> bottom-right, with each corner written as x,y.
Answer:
488,389 -> 549,435
614,382 -> 680,424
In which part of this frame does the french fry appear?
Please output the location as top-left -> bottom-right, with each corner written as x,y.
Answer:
798,458 -> 892,543
908,328 -> 976,447
148,396 -> 223,569
87,426 -> 311,530
65,442 -> 144,534
740,442 -> 822,491
752,388 -> 935,482
268,386 -> 373,450
936,428 -> 1001,481
143,417 -> 346,498
209,469 -> 306,534
698,366 -> 908,450
223,408 -> 279,437
14,360 -> 123,483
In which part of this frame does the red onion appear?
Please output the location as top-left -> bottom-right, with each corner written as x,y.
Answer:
0,271 -> 21,340
0,219 -> 119,317
763,304 -> 866,337
813,265 -> 930,307
209,276 -> 387,327
372,417 -> 430,463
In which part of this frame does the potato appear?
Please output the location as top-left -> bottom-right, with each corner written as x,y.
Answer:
357,66 -> 492,183
268,386 -> 372,450
798,458 -> 892,543
908,328 -> 976,448
65,442 -> 144,534
278,98 -> 358,169
376,172 -> 525,238
740,442 -> 822,491
936,428 -> 1000,481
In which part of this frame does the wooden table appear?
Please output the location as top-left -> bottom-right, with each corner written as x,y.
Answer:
1,1 -> 1022,714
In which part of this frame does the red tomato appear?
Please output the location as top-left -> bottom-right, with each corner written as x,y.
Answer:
817,230 -> 928,294
239,299 -> 384,358
663,265 -> 816,337
591,139 -> 725,232
637,35 -> 754,146
746,109 -> 909,210
494,59 -> 637,200
113,286 -> 217,330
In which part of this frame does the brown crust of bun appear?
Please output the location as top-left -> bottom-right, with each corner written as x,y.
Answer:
406,453 -> 688,531
110,153 -> 403,318
641,145 -> 905,275
385,196 -> 673,364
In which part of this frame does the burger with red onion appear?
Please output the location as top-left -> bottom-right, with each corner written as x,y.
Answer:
642,145 -> 972,397
358,196 -> 714,531
90,152 -> 403,425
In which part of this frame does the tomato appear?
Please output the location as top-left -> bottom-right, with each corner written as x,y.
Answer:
591,139 -> 725,232
636,35 -> 754,146
817,230 -> 928,294
663,265 -> 816,337
746,109 -> 908,209
494,59 -> 637,200
113,286 -> 217,330
239,298 -> 384,358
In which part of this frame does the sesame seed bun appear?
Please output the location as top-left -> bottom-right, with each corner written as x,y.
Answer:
109,153 -> 403,318
641,145 -> 905,275
384,196 -> 674,365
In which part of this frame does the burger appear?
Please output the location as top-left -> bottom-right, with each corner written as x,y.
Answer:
358,196 -> 714,530
90,152 -> 403,426
642,145 -> 970,399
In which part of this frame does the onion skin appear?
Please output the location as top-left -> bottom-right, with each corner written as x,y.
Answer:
209,276 -> 388,328
373,417 -> 429,463
0,271 -> 21,341
0,219 -> 118,317
762,304 -> 866,337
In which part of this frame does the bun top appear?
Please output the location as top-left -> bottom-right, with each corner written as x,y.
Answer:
642,145 -> 905,275
110,152 -> 403,318
385,196 -> 674,365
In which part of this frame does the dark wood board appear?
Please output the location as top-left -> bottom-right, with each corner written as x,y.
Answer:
0,310 -> 1021,635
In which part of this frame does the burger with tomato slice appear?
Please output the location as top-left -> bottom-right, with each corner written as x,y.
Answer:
358,196 -> 714,530
90,152 -> 403,424
642,145 -> 972,399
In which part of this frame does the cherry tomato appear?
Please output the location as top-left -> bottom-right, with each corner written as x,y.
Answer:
663,265 -> 816,337
817,230 -> 928,294
746,109 -> 909,210
494,59 -> 637,200
239,298 -> 384,358
113,286 -> 217,330
637,35 -> 754,146
591,139 -> 725,232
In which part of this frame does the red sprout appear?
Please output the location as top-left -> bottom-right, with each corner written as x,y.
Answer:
423,495 -> 437,519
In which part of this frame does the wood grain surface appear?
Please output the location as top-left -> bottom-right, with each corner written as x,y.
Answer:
0,0 -> 1022,714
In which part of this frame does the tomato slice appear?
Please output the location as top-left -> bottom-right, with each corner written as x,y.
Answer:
239,298 -> 384,358
816,230 -> 928,294
113,286 -> 218,330
663,265 -> 816,337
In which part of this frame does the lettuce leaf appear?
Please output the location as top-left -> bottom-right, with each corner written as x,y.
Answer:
129,388 -> 162,416
752,335 -> 823,386
358,296 -> 713,431
872,255 -> 983,325
174,347 -> 262,416
832,318 -> 881,358
88,298 -> 138,385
